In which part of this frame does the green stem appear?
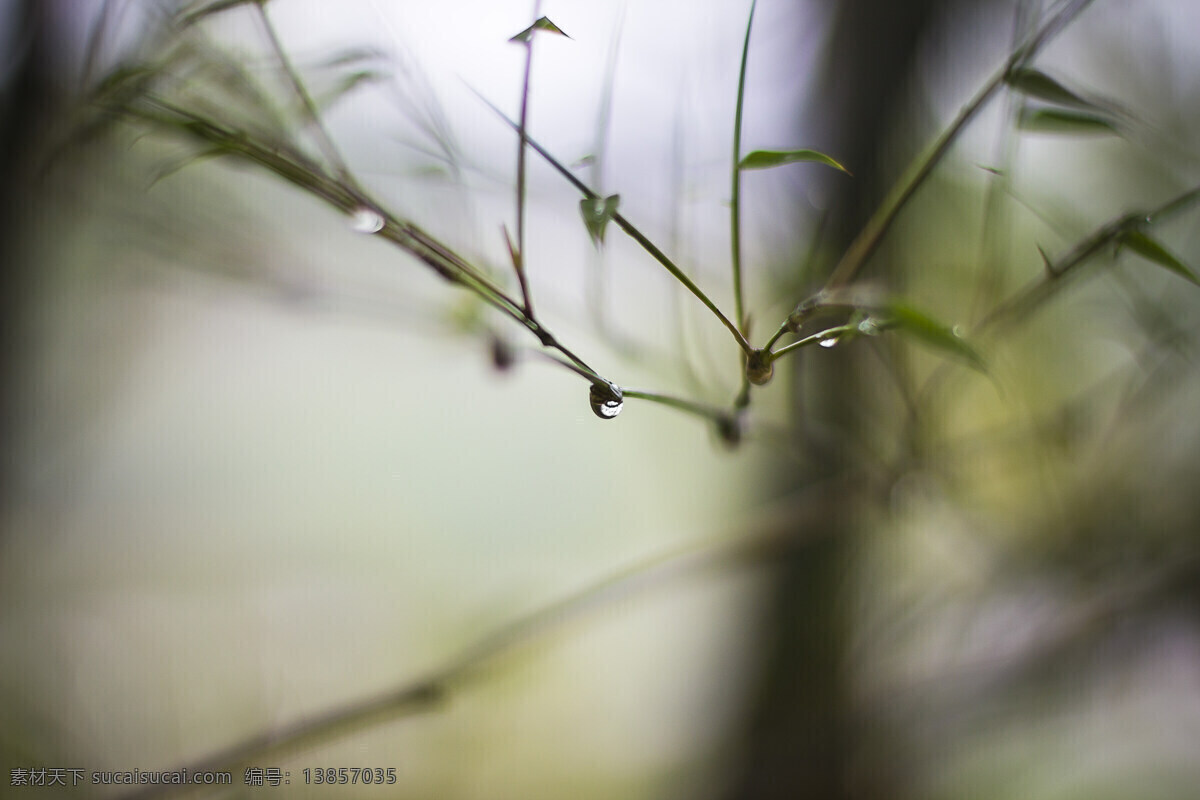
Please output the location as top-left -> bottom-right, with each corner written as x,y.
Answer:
585,5 -> 626,332
470,88 -> 752,354
252,2 -> 358,188
622,388 -> 728,422
769,323 -> 857,362
979,181 -> 1200,334
114,485 -> 849,800
730,0 -> 757,334
968,0 -> 1036,323
763,321 -> 790,353
512,0 -> 543,317
822,0 -> 1097,290
131,96 -> 607,385
534,350 -> 609,386
916,181 -> 1200,408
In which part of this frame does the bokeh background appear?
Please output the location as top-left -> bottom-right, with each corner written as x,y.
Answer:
2,1 -> 1200,798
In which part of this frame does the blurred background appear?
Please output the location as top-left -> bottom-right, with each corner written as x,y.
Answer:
2,1 -> 1200,798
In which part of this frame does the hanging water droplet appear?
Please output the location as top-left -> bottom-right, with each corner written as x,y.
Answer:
589,382 -> 624,420
745,349 -> 774,386
350,206 -> 385,234
818,333 -> 840,348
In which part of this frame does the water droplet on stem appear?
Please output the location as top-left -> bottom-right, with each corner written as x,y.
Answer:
350,206 -> 385,234
589,382 -> 624,420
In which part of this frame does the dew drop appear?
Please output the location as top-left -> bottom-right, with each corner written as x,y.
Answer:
818,333 -> 840,348
589,382 -> 624,420
350,206 -> 385,234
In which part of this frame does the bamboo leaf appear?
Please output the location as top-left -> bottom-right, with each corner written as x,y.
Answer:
1119,231 -> 1200,286
1018,107 -> 1118,136
148,148 -> 232,187
502,224 -> 521,270
1006,67 -> 1093,109
94,63 -> 158,98
316,47 -> 388,70
1037,243 -> 1055,274
179,0 -> 262,27
510,16 -> 571,43
885,302 -> 987,373
532,16 -> 570,37
579,194 -> 620,247
313,70 -> 388,111
739,149 -> 851,175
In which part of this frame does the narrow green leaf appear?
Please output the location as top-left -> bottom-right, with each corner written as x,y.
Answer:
313,70 -> 388,111
1006,68 -> 1092,109
739,149 -> 852,175
1018,107 -> 1118,136
508,26 -> 535,43
1036,243 -> 1055,274
502,224 -> 521,270
579,194 -> 620,247
94,63 -> 157,97
404,164 -> 453,181
1119,231 -> 1200,286
316,47 -> 387,70
510,16 -> 571,43
179,0 -> 262,27
885,302 -> 987,373
149,148 -> 231,186
532,16 -> 569,37
729,0 -> 756,336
